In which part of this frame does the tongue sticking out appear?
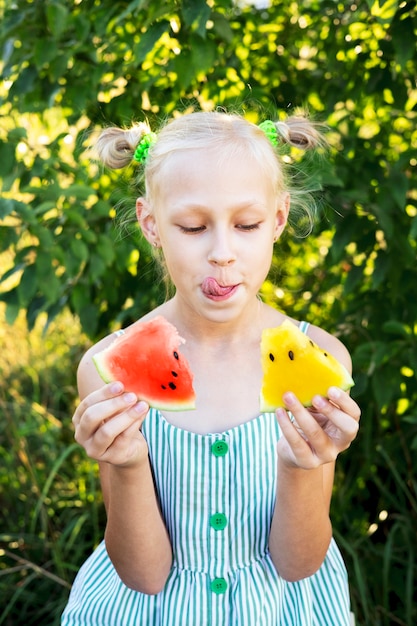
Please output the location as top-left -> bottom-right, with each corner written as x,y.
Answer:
202,277 -> 235,297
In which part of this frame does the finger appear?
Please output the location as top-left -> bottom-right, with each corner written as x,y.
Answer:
75,391 -> 139,440
72,382 -> 125,427
327,387 -> 361,421
283,393 -> 331,445
86,401 -> 149,457
281,393 -> 345,462
276,408 -> 323,468
311,394 -> 360,442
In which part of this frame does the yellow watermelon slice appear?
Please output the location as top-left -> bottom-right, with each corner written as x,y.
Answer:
259,320 -> 354,411
93,316 -> 196,411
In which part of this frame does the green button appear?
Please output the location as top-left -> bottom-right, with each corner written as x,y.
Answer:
209,512 -> 228,531
210,577 -> 228,594
211,440 -> 229,457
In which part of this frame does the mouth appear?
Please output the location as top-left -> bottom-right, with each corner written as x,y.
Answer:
201,277 -> 239,300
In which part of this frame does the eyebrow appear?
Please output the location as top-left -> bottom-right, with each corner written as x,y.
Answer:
171,201 -> 268,215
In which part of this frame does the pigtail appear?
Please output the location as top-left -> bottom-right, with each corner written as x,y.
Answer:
95,122 -> 151,169
275,116 -> 326,150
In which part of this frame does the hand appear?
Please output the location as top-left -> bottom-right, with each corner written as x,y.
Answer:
275,387 -> 360,470
72,382 -> 149,468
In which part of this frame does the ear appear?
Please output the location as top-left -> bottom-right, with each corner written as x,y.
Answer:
136,198 -> 160,247
274,193 -> 290,241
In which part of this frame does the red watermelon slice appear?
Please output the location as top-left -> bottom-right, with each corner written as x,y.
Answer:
93,316 -> 196,411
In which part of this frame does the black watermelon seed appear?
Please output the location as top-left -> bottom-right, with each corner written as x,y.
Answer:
269,353 -> 275,362
171,371 -> 178,377
324,352 -> 328,357
173,351 -> 179,360
169,382 -> 177,390
161,385 -> 167,390
288,350 -> 294,360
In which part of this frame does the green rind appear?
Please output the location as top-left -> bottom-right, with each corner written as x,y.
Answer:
92,352 -> 113,385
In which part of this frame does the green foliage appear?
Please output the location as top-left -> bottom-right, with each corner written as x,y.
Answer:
0,306 -> 102,626
1,0 -> 417,624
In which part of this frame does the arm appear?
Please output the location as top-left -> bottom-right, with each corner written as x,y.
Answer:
73,346 -> 172,594
269,459 -> 334,581
269,331 -> 360,581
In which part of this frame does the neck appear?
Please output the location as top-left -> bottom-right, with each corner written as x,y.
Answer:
164,294 -> 266,347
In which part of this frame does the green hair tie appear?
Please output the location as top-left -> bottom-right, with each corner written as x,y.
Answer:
258,120 -> 279,147
133,131 -> 157,164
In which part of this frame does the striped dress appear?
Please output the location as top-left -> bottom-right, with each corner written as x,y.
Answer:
61,411 -> 351,625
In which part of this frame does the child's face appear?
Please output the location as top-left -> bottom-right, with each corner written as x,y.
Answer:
145,148 -> 288,323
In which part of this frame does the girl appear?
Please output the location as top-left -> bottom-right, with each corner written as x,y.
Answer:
61,111 -> 360,625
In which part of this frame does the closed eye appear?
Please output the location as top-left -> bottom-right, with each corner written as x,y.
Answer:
236,223 -> 261,231
178,225 -> 206,233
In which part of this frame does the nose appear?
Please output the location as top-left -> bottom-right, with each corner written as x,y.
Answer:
207,228 -> 236,266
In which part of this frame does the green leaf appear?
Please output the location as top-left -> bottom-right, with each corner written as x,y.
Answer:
46,2 -> 70,39
34,39 -> 58,68
382,320 -> 410,337
78,303 -> 98,337
0,288 -> 20,325
7,127 -> 27,142
61,184 -> 95,200
367,0 -> 399,24
88,254 -> 107,280
174,37 -> 217,89
0,141 -> 15,177
372,251 -> 389,289
18,264 -> 38,307
182,0 -> 211,38
0,198 -> 15,219
190,36 -> 216,73
96,234 -> 116,265
70,238 -> 89,262
391,15 -> 416,67
388,170 -> 409,211
210,12 -> 234,43
133,20 -> 170,63
9,65 -> 38,97
372,367 -> 397,410
343,265 -> 364,295
33,201 -> 57,217
71,283 -> 90,314
410,216 -> 417,240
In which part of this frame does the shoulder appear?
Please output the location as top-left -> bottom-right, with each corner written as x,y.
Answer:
76,332 -> 119,400
304,322 -> 352,374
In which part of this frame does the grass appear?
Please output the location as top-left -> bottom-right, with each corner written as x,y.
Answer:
0,304 -> 416,625
0,305 -> 105,625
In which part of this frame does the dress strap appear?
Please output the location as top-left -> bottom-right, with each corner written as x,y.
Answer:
298,321 -> 310,335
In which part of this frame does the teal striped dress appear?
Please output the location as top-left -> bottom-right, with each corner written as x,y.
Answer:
61,411 -> 351,625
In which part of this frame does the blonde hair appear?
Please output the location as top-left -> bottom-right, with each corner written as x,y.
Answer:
95,110 -> 326,234
96,111 -> 325,217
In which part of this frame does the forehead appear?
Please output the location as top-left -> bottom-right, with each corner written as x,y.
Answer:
156,147 -> 273,196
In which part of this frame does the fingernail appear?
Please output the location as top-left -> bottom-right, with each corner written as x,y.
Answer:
328,386 -> 340,400
123,392 -> 137,404
313,395 -> 326,409
110,382 -> 123,394
276,408 -> 288,420
134,401 -> 148,414
283,392 -> 296,407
